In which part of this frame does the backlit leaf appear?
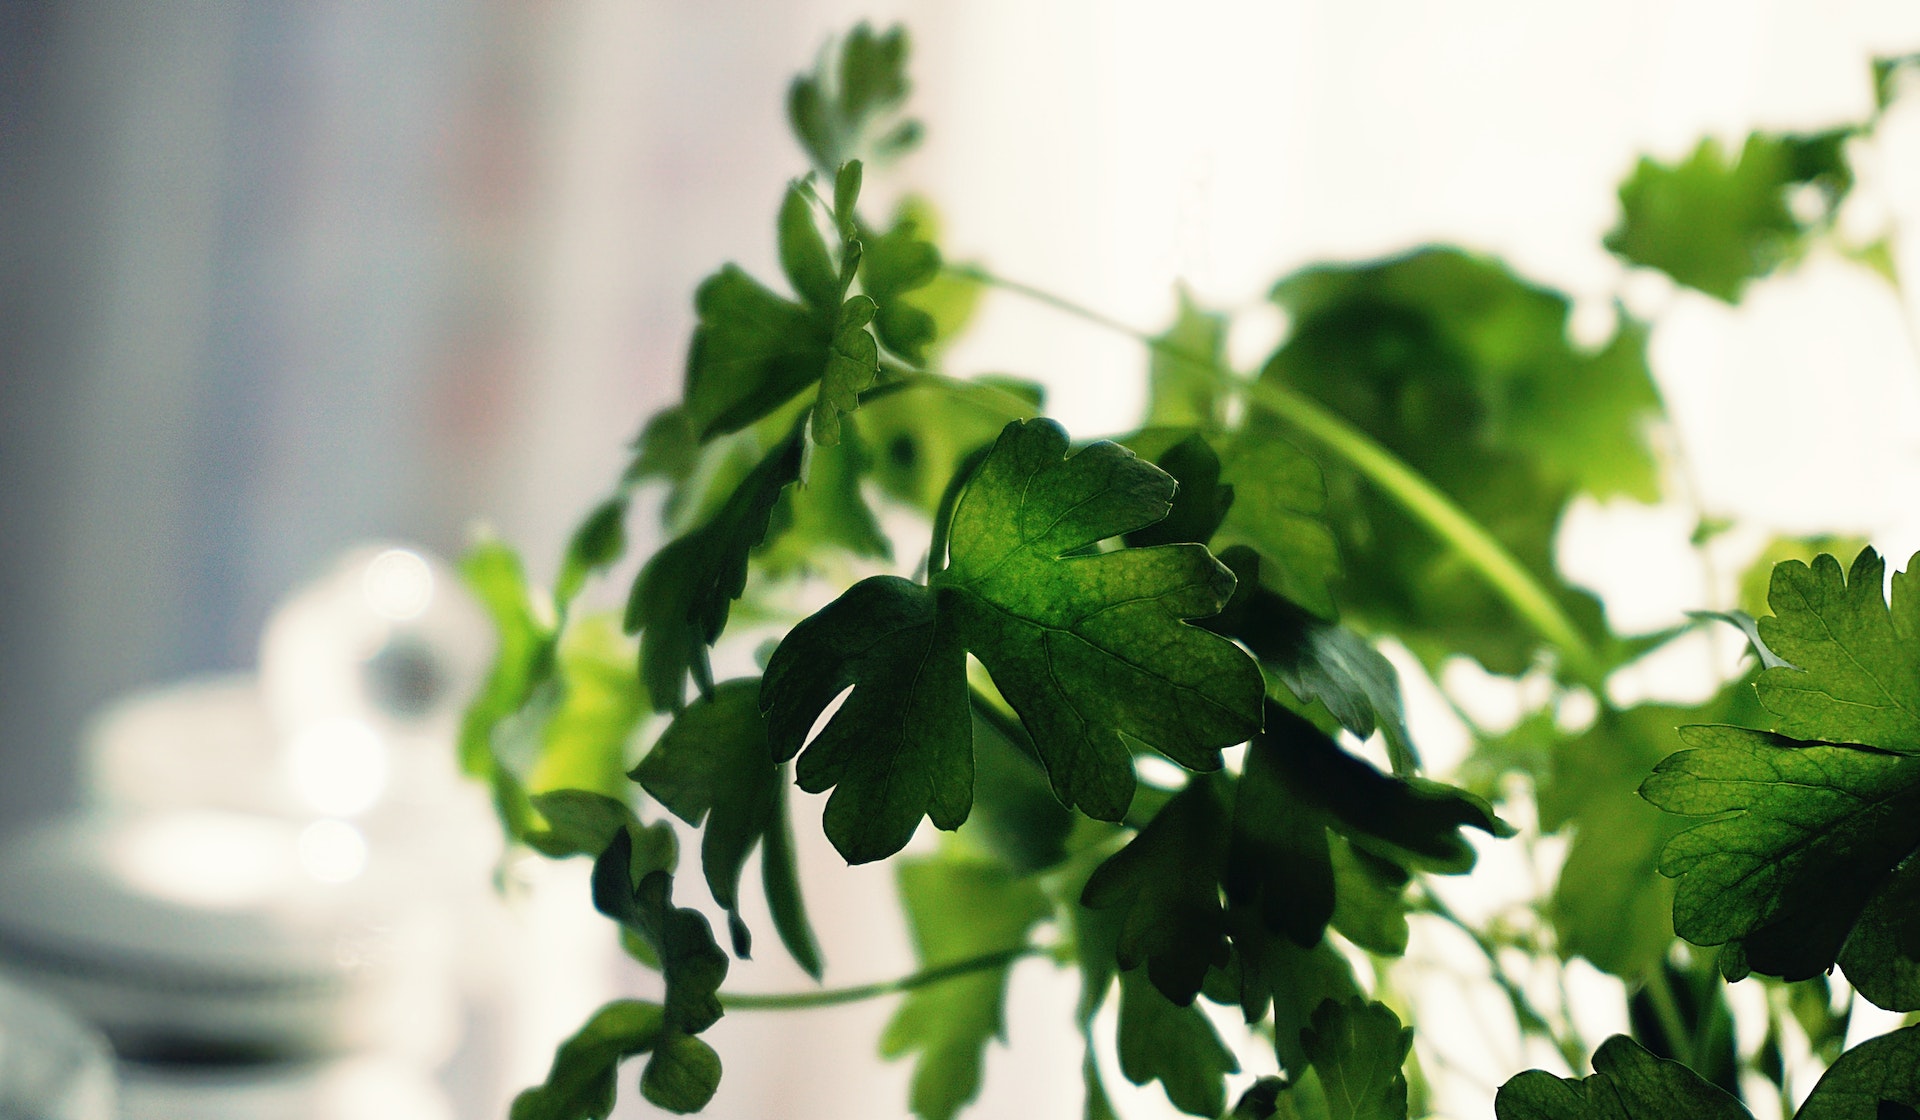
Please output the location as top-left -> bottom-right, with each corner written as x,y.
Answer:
880,856 -> 1051,1120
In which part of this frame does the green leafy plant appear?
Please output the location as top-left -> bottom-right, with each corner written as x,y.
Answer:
465,26 -> 1920,1120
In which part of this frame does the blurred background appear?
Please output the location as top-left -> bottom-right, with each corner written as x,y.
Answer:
4,1 -> 1920,1118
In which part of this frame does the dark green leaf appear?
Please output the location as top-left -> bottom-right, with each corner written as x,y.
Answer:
761,575 -> 971,863
1114,966 -> 1238,1118
880,856 -> 1051,1120
1208,547 -> 1414,772
626,430 -> 802,712
1212,909 -> 1362,1076
1300,999 -> 1413,1120
1081,777 -> 1231,1005
1233,1078 -> 1287,1120
640,1032 -> 723,1115
632,678 -> 799,961
1794,1024 -> 1920,1120
1263,248 -> 1660,674
1640,550 -> 1920,1004
1123,434 -> 1235,550
682,265 -> 829,440
627,407 -> 699,485
955,700 -> 1075,874
590,831 -> 729,1033
1497,1026 -> 1920,1120
1606,130 -> 1854,302
765,419 -> 1263,861
1494,1035 -> 1748,1120
509,1000 -> 665,1120
1326,836 -> 1411,957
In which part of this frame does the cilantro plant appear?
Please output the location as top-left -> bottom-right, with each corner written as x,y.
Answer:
460,26 -> 1920,1120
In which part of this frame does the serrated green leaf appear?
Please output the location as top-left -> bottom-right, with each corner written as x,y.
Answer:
1498,1026 -> 1920,1120
509,1000 -> 665,1120
1752,549 -> 1920,749
1081,777 -> 1231,1005
640,1032 -> 722,1115
1115,966 -> 1238,1118
1494,1034 -> 1748,1120
938,420 -> 1264,817
1606,130 -> 1854,302
1216,418 -> 1340,621
1263,248 -> 1658,675
590,831 -> 728,1033
764,419 -> 1262,862
789,23 -> 919,174
627,429 -> 802,712
813,296 -> 879,446
1301,999 -> 1413,1120
880,856 -> 1051,1120
1793,1024 -> 1920,1120
1641,723 -> 1920,1005
683,265 -> 830,441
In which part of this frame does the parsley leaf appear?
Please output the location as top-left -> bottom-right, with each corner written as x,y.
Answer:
639,1032 -> 723,1114
861,377 -> 1042,515
1263,248 -> 1660,674
1115,966 -> 1239,1118
763,419 -> 1263,862
1080,777 -> 1231,1005
590,829 -> 729,1034
1300,999 -> 1414,1120
1606,130 -> 1854,302
630,678 -> 823,975
683,265 -> 829,440
1497,1027 -> 1920,1120
626,429 -> 802,712
1641,549 -> 1920,1005
509,1000 -> 666,1120
1144,288 -> 1230,430
789,23 -> 921,175
880,855 -> 1051,1120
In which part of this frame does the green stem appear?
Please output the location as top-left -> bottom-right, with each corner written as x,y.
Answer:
1642,968 -> 1696,1070
720,945 -> 1042,1011
953,264 -> 1607,690
1419,890 -> 1584,1072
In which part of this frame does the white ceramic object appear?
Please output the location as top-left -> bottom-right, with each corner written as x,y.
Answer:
0,973 -> 115,1120
0,811 -> 458,1067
